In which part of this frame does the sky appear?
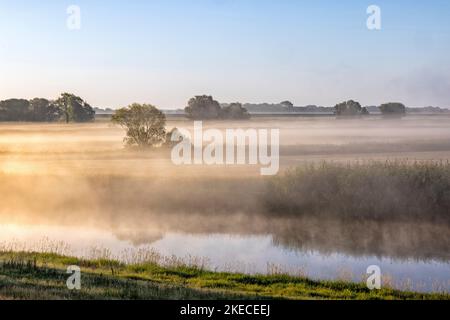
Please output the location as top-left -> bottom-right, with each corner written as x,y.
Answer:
0,0 -> 449,109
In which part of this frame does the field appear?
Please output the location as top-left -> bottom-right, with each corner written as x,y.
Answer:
0,116 -> 450,298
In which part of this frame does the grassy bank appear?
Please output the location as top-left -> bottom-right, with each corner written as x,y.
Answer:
265,161 -> 450,223
0,251 -> 448,300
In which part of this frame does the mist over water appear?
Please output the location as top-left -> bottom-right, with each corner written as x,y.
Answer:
1,116 -> 449,293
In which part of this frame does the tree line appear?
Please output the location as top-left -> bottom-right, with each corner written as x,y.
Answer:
111,97 -> 410,149
184,97 -> 407,118
334,100 -> 406,116
0,92 -> 408,125
0,93 -> 95,122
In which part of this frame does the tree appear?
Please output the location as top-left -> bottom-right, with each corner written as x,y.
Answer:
54,93 -> 95,123
185,95 -> 221,120
334,100 -> 364,116
361,107 -> 370,115
220,102 -> 250,119
0,99 -> 30,121
29,98 -> 49,121
112,103 -> 167,148
29,98 -> 61,122
280,101 -> 294,111
0,94 -> 94,122
379,103 -> 406,116
46,102 -> 63,122
0,98 -> 59,122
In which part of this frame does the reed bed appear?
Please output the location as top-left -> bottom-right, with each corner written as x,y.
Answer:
265,160 -> 450,224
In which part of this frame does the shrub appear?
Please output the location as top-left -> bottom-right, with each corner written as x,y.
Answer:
379,103 -> 406,116
334,100 -> 365,116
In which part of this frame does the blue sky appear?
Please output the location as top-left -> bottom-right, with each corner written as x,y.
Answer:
0,0 -> 449,108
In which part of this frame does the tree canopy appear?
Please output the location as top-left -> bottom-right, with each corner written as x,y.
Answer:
334,100 -> 368,116
0,99 -> 30,121
112,103 -> 167,148
280,101 -> 294,111
29,98 -> 61,122
54,93 -> 95,123
0,93 -> 95,123
220,103 -> 250,119
185,95 -> 250,120
185,95 -> 222,120
379,103 -> 406,116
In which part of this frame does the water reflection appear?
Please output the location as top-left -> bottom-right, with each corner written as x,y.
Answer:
106,212 -> 450,263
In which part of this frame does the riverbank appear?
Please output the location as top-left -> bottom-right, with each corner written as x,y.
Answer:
0,252 -> 448,300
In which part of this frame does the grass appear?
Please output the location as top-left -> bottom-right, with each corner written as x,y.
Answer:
0,251 -> 448,300
265,160 -> 450,224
